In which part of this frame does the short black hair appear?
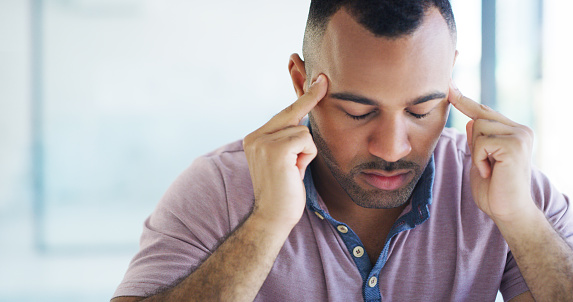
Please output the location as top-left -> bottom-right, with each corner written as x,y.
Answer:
302,0 -> 456,77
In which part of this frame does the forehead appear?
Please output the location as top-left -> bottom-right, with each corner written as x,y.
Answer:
317,8 -> 455,102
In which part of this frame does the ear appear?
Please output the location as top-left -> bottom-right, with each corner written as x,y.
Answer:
453,50 -> 459,67
288,53 -> 307,98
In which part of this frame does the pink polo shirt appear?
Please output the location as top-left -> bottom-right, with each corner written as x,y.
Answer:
112,127 -> 572,301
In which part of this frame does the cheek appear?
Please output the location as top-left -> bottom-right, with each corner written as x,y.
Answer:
411,103 -> 450,154
311,107 -> 364,166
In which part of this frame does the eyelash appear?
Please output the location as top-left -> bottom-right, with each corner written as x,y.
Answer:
346,110 -> 430,120
346,112 -> 373,120
406,110 -> 431,119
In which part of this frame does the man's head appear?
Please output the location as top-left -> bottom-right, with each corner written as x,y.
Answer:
302,0 -> 456,81
288,0 -> 457,209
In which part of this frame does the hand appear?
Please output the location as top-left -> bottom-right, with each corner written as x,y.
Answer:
243,75 -> 328,229
448,81 -> 537,223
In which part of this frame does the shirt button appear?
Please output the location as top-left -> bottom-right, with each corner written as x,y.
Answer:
337,225 -> 349,234
352,246 -> 364,258
368,276 -> 378,287
314,211 -> 325,220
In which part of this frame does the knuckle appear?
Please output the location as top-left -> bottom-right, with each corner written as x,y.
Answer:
243,133 -> 254,145
523,125 -> 535,137
507,138 -> 524,155
297,125 -> 311,134
286,131 -> 306,143
242,141 -> 249,154
515,135 -> 531,152
249,136 -> 267,152
516,127 -> 534,146
244,130 -> 263,148
479,103 -> 492,112
473,118 -> 486,128
282,104 -> 295,115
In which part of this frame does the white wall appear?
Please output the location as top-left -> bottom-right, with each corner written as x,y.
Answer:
539,0 -> 573,198
0,1 -> 311,300
0,0 -> 569,300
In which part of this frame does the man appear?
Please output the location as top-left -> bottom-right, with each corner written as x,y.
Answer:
112,0 -> 573,301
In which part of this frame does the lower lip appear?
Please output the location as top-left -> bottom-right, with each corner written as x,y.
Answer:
361,172 -> 410,191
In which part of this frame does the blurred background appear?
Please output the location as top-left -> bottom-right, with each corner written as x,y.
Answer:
0,0 -> 571,301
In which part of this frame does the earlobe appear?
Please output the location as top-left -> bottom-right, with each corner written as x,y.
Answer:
288,53 -> 307,98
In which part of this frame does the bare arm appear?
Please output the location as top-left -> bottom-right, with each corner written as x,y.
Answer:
112,74 -> 328,302
112,213 -> 293,302
449,82 -> 573,301
497,207 -> 573,301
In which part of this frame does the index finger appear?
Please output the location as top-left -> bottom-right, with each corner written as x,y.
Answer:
448,81 -> 517,126
267,74 -> 328,131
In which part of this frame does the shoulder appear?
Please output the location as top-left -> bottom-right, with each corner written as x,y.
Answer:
158,139 -> 253,228
435,127 -> 470,155
202,139 -> 246,159
194,139 -> 247,172
529,168 -> 572,243
433,127 -> 472,172
113,141 -> 252,298
180,139 -> 249,191
192,140 -> 252,205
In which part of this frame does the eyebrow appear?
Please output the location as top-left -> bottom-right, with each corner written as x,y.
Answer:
330,91 -> 447,106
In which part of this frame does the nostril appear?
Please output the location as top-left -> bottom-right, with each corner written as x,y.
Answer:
368,138 -> 412,163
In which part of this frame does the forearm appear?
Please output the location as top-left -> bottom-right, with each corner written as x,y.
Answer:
495,204 -> 573,301
142,212 -> 293,302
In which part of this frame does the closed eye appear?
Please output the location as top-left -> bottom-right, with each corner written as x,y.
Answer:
346,111 -> 375,120
406,109 -> 431,119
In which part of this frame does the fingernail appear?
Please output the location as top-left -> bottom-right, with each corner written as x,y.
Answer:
312,75 -> 323,86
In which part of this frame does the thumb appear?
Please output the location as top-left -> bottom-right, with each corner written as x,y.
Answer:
466,119 -> 474,150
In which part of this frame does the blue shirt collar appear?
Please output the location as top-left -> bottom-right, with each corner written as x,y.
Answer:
304,155 -> 434,224
301,118 -> 435,301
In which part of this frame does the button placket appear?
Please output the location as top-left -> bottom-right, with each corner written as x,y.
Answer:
352,246 -> 364,258
368,276 -> 378,287
337,225 -> 348,233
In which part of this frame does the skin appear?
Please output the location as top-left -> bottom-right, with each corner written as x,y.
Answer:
291,10 -> 455,258
111,76 -> 329,302
113,6 -> 573,302
449,86 -> 573,301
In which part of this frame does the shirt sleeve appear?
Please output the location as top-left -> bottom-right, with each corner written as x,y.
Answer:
499,251 -> 529,301
112,155 -> 235,298
499,168 -> 572,301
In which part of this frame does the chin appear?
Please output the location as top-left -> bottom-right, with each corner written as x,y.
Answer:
345,176 -> 420,209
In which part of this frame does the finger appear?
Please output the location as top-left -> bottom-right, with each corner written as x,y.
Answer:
471,134 -> 523,179
297,146 -> 317,179
466,120 -> 474,150
261,126 -> 317,178
470,119 -> 516,149
267,125 -> 311,142
265,74 -> 328,133
448,80 -> 517,126
472,119 -> 516,136
471,135 -> 501,178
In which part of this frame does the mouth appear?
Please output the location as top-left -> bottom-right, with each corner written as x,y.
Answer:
359,170 -> 413,191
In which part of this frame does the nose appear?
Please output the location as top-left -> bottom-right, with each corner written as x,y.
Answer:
367,114 -> 412,163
